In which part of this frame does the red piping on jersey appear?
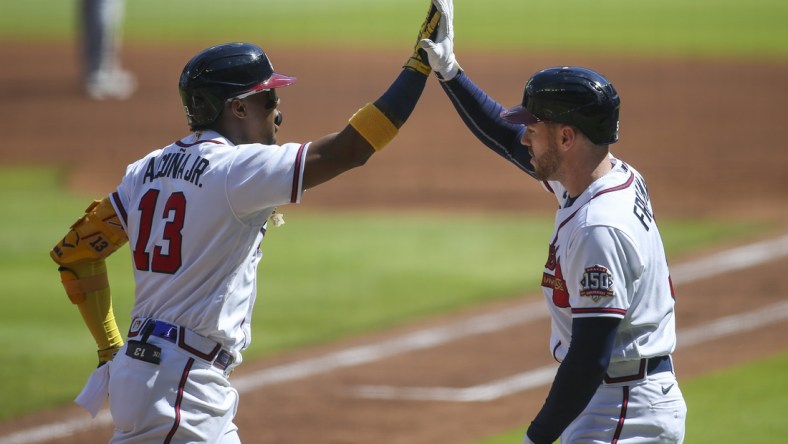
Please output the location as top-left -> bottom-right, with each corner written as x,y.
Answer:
111,191 -> 128,226
291,144 -> 306,203
542,180 -> 555,194
175,138 -> 225,148
550,171 -> 635,245
164,358 -> 194,444
612,386 -> 629,443
572,307 -> 627,316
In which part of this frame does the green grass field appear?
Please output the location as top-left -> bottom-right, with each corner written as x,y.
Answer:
1,0 -> 787,437
1,0 -> 787,58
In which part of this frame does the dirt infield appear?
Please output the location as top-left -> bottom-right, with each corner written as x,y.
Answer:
1,42 -> 788,443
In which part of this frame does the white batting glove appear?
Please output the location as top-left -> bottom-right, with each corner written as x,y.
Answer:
419,0 -> 460,81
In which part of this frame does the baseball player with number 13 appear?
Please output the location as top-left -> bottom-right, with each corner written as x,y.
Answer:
50,4 -> 442,442
418,0 -> 687,442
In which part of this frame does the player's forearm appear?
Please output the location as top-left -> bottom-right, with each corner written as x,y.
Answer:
349,67 -> 428,149
345,0 -> 434,153
527,359 -> 604,443
439,71 -> 535,176
526,317 -> 620,443
59,261 -> 125,360
51,197 -> 128,364
304,68 -> 428,189
374,67 -> 429,128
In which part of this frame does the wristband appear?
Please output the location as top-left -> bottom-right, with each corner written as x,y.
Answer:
348,103 -> 399,152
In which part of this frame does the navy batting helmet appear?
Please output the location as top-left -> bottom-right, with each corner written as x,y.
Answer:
178,42 -> 296,129
501,66 -> 620,145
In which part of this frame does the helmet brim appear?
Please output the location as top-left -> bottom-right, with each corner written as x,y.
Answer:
243,73 -> 297,94
500,105 -> 542,125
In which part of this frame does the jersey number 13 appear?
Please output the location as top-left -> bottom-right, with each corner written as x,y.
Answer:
133,189 -> 185,274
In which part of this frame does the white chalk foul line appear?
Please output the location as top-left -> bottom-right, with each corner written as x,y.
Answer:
232,300 -> 549,393
353,299 -> 788,401
0,412 -> 112,444
3,234 -> 788,443
669,234 -> 788,283
356,365 -> 560,403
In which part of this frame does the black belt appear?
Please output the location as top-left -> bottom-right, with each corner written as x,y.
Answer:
604,355 -> 673,384
647,355 -> 673,374
128,319 -> 234,372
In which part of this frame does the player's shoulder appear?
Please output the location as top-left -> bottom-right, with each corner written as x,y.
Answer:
584,164 -> 656,236
235,140 -> 306,151
581,159 -> 641,219
231,141 -> 308,165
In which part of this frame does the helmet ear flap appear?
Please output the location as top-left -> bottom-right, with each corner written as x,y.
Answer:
180,89 -> 223,129
190,95 -> 209,115
194,95 -> 223,125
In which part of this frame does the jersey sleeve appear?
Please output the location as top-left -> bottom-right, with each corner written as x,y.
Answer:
565,225 -> 642,319
226,142 -> 308,219
110,156 -> 149,233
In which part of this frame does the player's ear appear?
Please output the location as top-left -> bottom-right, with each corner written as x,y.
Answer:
559,124 -> 577,148
229,99 -> 247,119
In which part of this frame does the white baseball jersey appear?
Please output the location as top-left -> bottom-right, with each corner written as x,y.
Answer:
109,130 -> 308,361
540,156 -> 677,364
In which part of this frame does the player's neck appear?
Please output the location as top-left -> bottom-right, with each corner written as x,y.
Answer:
561,149 -> 613,198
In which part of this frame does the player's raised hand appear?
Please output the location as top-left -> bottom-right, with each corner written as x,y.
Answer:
405,1 -> 441,75
419,0 -> 460,81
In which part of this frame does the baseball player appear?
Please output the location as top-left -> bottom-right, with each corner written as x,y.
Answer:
50,5 -> 442,441
80,0 -> 136,99
418,1 -> 687,442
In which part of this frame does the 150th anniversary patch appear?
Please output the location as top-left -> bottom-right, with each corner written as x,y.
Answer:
579,265 -> 614,301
